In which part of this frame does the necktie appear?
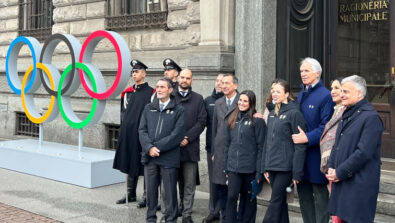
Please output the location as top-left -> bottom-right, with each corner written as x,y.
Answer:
181,91 -> 186,97
160,104 -> 164,112
227,99 -> 231,109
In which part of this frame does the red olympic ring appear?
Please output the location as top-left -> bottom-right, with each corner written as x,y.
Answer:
79,30 -> 123,100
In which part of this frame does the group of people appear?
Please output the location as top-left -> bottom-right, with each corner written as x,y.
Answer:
112,57 -> 384,223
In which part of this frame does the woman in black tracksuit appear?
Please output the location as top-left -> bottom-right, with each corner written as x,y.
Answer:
259,79 -> 307,223
224,90 -> 266,223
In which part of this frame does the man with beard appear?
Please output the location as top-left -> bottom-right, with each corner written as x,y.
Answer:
202,74 -> 224,223
113,60 -> 154,205
173,69 -> 207,223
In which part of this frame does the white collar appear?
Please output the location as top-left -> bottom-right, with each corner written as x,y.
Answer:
226,93 -> 237,105
159,98 -> 171,109
178,87 -> 189,95
305,80 -> 319,90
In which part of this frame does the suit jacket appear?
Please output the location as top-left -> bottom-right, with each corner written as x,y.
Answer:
297,80 -> 334,184
211,92 -> 239,185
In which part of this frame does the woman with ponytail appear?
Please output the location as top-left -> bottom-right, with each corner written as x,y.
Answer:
259,79 -> 307,223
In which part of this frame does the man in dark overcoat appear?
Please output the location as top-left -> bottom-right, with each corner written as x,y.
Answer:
326,75 -> 383,223
113,60 -> 154,204
211,74 -> 240,221
202,74 -> 224,223
173,69 -> 207,223
292,57 -> 334,223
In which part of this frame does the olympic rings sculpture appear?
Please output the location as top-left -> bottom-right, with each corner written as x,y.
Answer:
5,30 -> 131,129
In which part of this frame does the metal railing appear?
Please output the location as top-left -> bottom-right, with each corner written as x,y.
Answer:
18,0 -> 53,41
106,124 -> 120,150
106,0 -> 168,30
15,112 -> 39,137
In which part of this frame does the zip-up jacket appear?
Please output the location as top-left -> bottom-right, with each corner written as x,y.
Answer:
224,112 -> 266,177
259,101 -> 307,181
138,97 -> 185,168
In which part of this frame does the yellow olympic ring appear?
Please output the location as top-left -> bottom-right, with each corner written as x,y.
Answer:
21,63 -> 56,124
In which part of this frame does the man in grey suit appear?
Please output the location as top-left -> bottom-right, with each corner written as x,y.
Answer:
209,74 -> 240,222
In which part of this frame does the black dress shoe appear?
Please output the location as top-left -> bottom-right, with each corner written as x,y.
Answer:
182,216 -> 194,223
156,204 -> 161,211
202,214 -> 219,223
137,199 -> 146,208
115,195 -> 136,204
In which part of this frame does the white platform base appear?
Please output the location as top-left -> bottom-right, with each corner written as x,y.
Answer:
0,139 -> 125,188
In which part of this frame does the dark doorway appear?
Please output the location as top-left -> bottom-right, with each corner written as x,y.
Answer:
334,0 -> 394,158
276,0 -> 334,92
276,0 -> 395,159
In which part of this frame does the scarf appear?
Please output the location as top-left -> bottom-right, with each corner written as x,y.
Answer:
319,104 -> 346,173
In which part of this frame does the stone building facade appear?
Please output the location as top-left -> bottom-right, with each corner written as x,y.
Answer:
0,0 -> 279,192
0,0 -> 276,147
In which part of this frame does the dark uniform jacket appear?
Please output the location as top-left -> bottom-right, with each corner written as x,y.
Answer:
212,93 -> 240,185
173,87 -> 207,162
224,112 -> 266,177
259,101 -> 307,181
327,99 -> 383,223
113,82 -> 153,176
138,97 -> 185,168
204,89 -> 224,154
297,80 -> 334,184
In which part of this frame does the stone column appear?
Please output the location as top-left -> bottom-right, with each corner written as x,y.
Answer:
235,0 -> 277,110
198,0 -> 235,51
187,0 -> 235,74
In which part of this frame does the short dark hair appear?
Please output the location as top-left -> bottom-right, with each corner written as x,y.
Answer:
157,78 -> 173,89
223,73 -> 238,84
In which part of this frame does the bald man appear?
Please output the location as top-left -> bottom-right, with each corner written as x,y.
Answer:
173,69 -> 207,223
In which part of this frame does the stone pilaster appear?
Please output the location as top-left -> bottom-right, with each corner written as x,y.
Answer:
235,0 -> 276,110
198,0 -> 234,50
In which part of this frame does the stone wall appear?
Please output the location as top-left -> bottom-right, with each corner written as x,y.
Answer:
0,0 -> 239,192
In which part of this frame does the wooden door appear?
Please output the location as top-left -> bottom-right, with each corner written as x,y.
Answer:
276,0 -> 333,92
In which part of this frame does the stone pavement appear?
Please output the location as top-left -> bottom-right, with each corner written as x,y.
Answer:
0,168 -> 304,223
0,167 -> 394,223
0,202 -> 60,223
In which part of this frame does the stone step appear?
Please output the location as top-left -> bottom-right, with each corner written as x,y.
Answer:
380,169 -> 395,195
377,193 -> 395,217
382,158 -> 395,172
257,181 -> 395,220
258,198 -> 395,222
